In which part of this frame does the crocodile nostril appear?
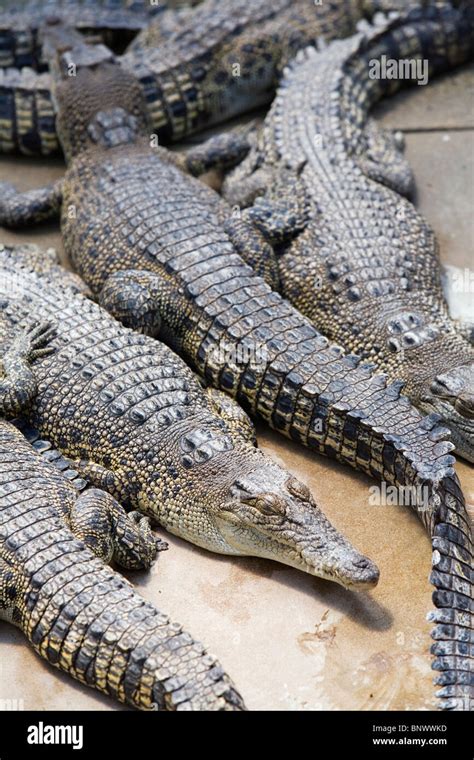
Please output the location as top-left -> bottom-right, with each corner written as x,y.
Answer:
352,557 -> 369,568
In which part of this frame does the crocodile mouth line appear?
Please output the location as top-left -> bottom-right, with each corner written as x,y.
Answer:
218,516 -> 379,591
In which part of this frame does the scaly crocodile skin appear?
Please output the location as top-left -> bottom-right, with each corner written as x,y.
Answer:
0,0 -> 200,155
0,244 -> 380,590
0,24 -> 471,709
0,0 -> 169,69
123,0 -> 368,142
222,2 -> 474,463
0,0 -> 369,154
0,418 -> 245,711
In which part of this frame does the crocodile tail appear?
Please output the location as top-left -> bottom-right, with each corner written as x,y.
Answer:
355,0 -> 474,73
427,474 -> 473,711
291,370 -> 473,710
369,421 -> 473,710
383,409 -> 473,711
0,68 -> 58,155
22,538 -> 244,711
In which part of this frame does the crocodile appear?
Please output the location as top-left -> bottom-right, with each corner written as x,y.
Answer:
0,0 -> 384,155
222,2 -> 474,465
0,22 -> 470,708
0,243 -> 381,591
0,327 -> 245,711
0,0 -> 176,70
0,0 -> 201,155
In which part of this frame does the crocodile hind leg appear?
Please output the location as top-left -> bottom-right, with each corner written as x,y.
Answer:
0,320 -> 56,417
222,172 -> 310,293
220,127 -> 275,208
245,170 -> 310,246
223,166 -> 274,208
205,387 -> 257,446
223,212 -> 280,289
0,180 -> 63,227
99,269 -> 192,338
69,488 -> 167,571
99,271 -> 165,336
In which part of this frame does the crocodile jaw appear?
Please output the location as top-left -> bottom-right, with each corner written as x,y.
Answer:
215,516 -> 380,591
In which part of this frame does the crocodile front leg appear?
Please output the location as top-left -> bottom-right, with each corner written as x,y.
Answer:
0,179 -> 63,226
70,487 -> 166,570
183,124 -> 256,176
21,429 -> 167,570
356,118 -> 414,198
224,168 -> 310,245
223,212 -> 280,289
0,320 -> 56,416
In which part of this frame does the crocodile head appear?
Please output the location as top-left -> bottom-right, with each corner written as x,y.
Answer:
41,20 -> 150,161
420,361 -> 474,463
138,430 -> 379,591
215,463 -> 380,590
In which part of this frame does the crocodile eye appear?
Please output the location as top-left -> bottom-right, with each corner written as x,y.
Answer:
253,495 -> 286,516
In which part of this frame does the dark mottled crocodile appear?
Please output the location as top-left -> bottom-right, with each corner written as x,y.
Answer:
0,374 -> 245,710
0,244 -> 380,591
0,0 -> 201,154
0,0 -> 172,69
222,3 -> 474,465
0,0 -> 376,155
0,23 -> 470,708
123,0 -> 371,143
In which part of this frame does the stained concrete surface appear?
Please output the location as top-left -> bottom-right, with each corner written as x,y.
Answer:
0,65 -> 472,711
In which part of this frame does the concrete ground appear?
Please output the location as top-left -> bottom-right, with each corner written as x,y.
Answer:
0,65 -> 472,711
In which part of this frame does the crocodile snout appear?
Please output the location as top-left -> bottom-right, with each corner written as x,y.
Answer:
344,555 -> 380,590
